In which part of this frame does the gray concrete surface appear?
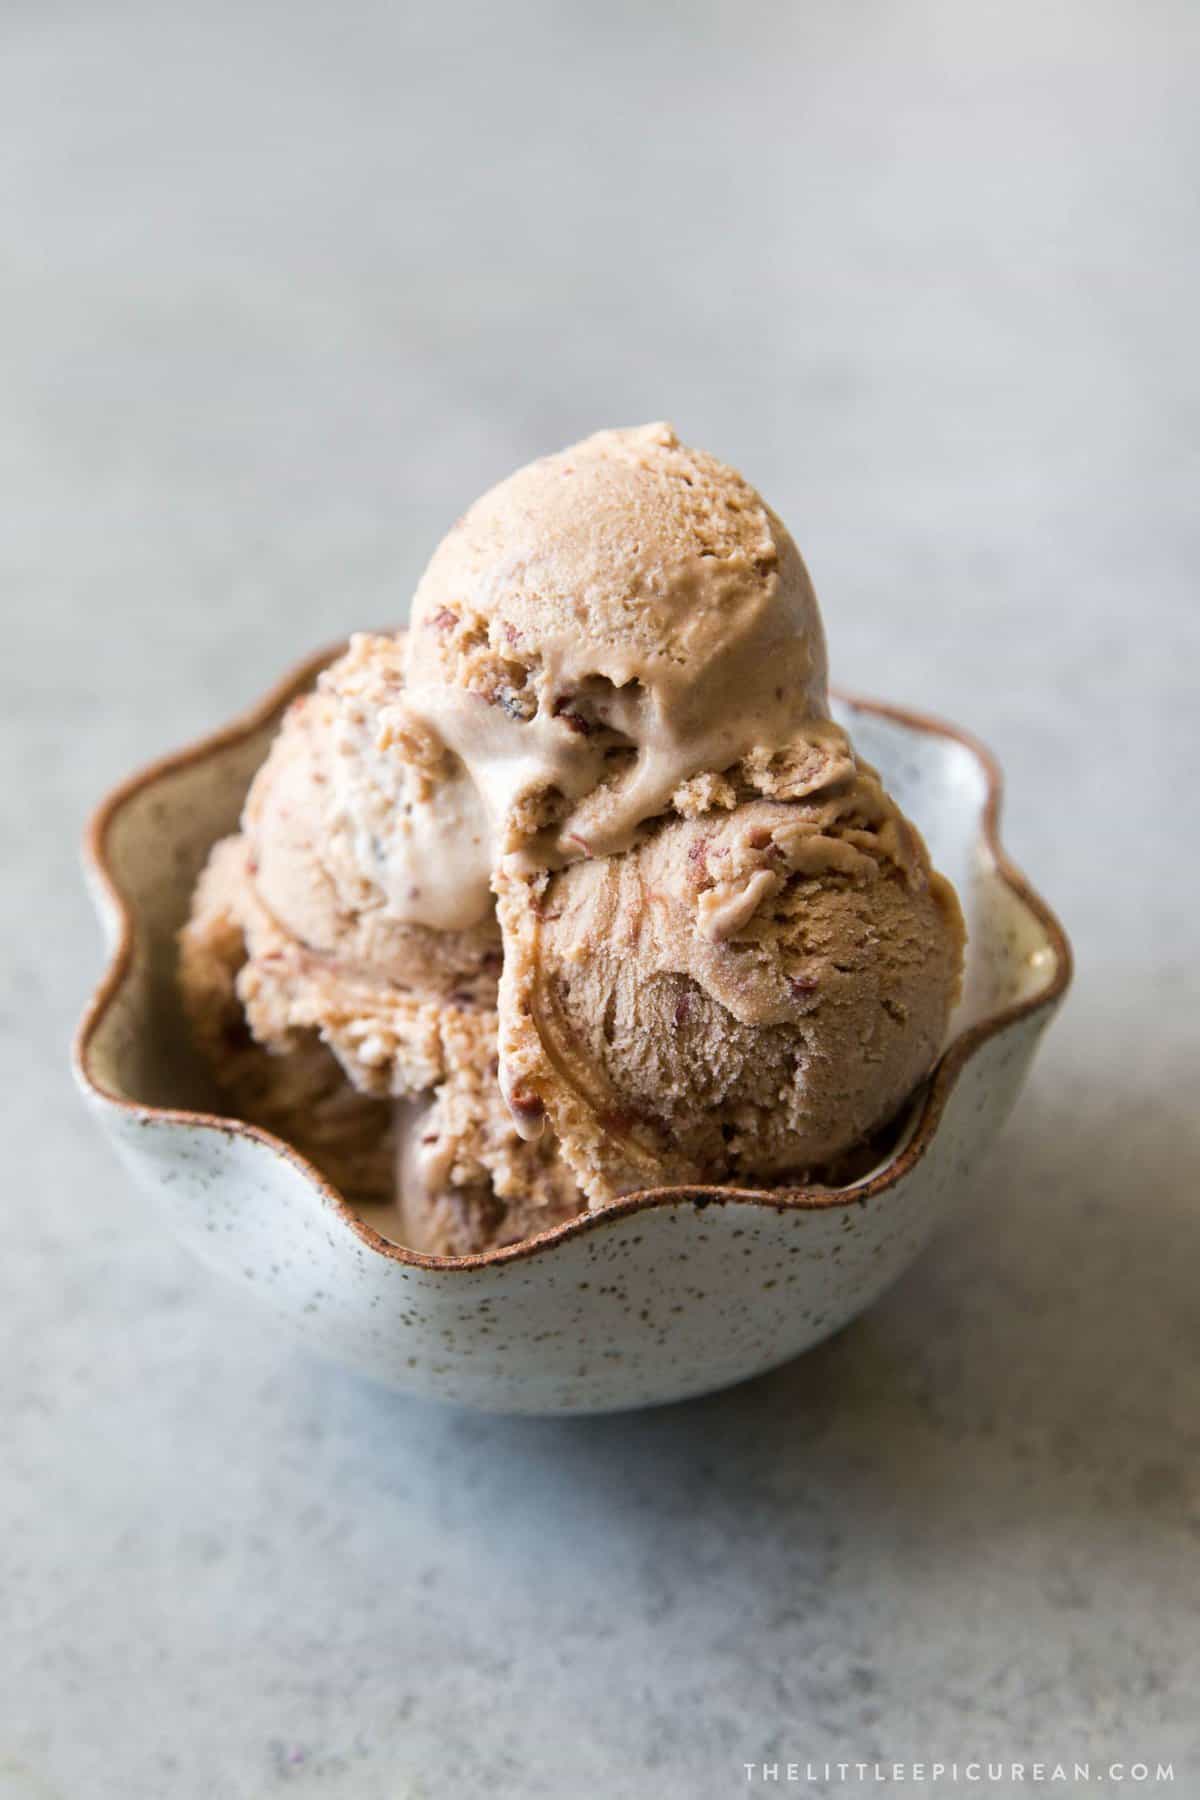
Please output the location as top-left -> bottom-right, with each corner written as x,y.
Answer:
2,2 -> 1197,1795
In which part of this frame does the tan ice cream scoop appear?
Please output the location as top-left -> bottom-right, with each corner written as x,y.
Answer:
178,833 -> 396,1201
179,633 -> 586,1238
403,423 -> 830,907
497,771 -> 965,1203
246,632 -> 496,949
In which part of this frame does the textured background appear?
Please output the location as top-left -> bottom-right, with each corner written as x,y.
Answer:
4,2 -> 1198,1795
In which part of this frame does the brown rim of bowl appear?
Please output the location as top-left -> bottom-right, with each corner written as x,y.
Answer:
73,642 -> 1073,1272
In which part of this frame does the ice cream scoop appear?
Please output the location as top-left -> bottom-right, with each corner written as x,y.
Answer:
231,637 -> 502,1097
497,782 -> 964,1202
179,833 -> 395,1200
403,423 -> 830,901
246,632 -> 496,951
179,637 -> 586,1240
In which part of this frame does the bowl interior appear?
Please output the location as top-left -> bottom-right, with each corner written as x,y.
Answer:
81,672 -> 1062,1172
83,708 -> 285,1114
830,698 -> 1056,1036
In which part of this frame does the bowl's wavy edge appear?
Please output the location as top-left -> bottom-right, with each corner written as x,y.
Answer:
73,643 -> 1074,1274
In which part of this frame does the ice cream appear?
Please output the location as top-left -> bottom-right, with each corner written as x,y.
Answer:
242,631 -> 501,1018
180,423 -> 965,1250
397,423 -> 964,1200
404,421 -> 830,892
179,833 -> 394,1202
393,1011 -> 585,1257
178,636 -> 587,1252
498,790 -> 963,1201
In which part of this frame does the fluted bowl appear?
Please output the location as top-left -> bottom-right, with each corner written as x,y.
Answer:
74,646 -> 1070,1414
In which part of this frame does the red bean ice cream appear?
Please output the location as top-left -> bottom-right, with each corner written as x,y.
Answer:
181,425 -> 965,1250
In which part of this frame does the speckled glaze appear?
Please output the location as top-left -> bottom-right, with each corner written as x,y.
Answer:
74,647 -> 1071,1414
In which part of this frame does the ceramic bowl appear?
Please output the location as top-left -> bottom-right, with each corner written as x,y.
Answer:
74,646 -> 1071,1414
